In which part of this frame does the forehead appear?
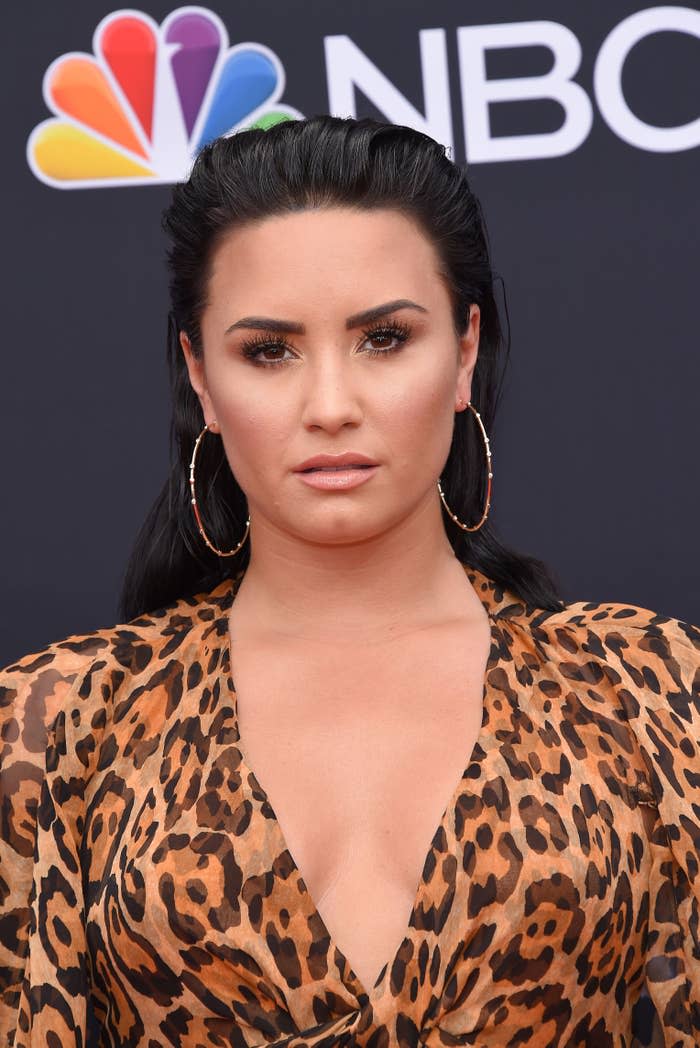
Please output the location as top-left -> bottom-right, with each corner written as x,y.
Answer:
205,207 -> 446,313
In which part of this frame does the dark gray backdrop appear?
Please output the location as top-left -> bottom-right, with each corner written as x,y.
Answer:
2,0 -> 698,667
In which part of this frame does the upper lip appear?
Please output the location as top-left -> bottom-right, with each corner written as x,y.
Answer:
294,452 -> 379,472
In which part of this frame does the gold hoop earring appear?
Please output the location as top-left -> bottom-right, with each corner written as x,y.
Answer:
189,422 -> 250,557
437,401 -> 492,532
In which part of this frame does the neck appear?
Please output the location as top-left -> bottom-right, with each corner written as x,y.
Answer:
229,499 -> 480,644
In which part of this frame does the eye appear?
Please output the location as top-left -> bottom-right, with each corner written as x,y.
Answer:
361,319 -> 412,357
239,317 -> 412,368
240,335 -> 296,367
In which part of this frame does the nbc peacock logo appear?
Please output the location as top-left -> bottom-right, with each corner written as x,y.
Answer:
27,6 -> 304,189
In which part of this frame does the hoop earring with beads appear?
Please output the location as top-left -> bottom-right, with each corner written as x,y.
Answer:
437,401 -> 492,533
188,422 -> 250,557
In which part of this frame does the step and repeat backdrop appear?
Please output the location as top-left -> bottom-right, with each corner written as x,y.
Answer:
2,0 -> 699,663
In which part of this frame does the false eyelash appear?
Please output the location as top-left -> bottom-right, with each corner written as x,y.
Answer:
240,332 -> 295,366
361,318 -> 412,356
239,318 -> 413,368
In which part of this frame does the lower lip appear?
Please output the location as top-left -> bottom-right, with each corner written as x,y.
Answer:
294,466 -> 379,490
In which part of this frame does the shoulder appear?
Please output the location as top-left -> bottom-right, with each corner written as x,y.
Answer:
1,579 -> 231,687
0,627 -> 117,772
0,584 -> 232,878
518,595 -> 699,806
0,615 -> 153,727
0,582 -> 231,770
469,563 -> 698,690
528,596 -> 699,702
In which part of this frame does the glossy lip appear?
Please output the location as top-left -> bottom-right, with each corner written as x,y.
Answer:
296,465 -> 378,490
293,451 -> 379,473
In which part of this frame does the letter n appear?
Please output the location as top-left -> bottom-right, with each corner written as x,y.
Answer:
324,31 -> 453,153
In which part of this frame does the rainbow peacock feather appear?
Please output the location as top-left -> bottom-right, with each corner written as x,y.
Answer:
27,6 -> 304,189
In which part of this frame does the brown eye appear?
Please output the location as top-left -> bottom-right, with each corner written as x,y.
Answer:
367,332 -> 398,350
240,337 -> 296,367
361,321 -> 411,357
256,346 -> 288,362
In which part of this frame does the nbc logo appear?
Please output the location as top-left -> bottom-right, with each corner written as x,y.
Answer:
27,6 -> 304,189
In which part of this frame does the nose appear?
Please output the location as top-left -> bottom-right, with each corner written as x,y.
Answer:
299,353 -> 364,433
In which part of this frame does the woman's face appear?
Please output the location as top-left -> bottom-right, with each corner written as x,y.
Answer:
181,207 -> 480,547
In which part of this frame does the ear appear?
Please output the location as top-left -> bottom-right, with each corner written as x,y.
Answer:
179,332 -> 219,431
455,304 -> 481,411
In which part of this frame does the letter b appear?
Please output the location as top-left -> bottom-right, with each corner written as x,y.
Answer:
457,21 -> 593,162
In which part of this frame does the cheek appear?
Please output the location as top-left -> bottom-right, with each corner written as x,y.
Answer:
375,367 -> 455,463
209,384 -> 293,478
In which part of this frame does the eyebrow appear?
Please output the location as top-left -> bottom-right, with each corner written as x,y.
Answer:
224,298 -> 428,336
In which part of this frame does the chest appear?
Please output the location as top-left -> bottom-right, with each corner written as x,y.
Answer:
82,618 -> 658,1017
229,623 -> 491,990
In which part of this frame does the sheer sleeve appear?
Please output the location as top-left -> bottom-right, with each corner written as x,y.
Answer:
618,613 -> 700,1044
0,638 -> 111,1046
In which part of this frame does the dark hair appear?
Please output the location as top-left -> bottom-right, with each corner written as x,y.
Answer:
118,114 -> 564,620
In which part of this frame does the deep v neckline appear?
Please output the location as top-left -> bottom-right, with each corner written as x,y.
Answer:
218,561 -> 507,1006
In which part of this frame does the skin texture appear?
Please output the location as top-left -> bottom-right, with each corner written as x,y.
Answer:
180,206 -> 484,642
4,567 -> 699,1043
180,206 -> 491,990
4,204 -> 699,1041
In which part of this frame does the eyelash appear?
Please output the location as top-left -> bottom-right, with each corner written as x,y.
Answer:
239,319 -> 412,368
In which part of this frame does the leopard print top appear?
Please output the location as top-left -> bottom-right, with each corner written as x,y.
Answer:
1,563 -> 698,1047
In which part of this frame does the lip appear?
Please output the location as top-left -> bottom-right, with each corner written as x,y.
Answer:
295,465 -> 379,491
293,452 -> 379,472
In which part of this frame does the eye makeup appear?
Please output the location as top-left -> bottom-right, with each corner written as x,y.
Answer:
239,317 -> 413,368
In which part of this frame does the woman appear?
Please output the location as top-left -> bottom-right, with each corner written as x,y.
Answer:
1,115 -> 698,1048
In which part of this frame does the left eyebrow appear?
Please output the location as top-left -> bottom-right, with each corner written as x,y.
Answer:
344,299 -> 428,329
224,298 -> 428,336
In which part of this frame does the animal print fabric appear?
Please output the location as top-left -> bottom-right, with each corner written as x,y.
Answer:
1,563 -> 699,1047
